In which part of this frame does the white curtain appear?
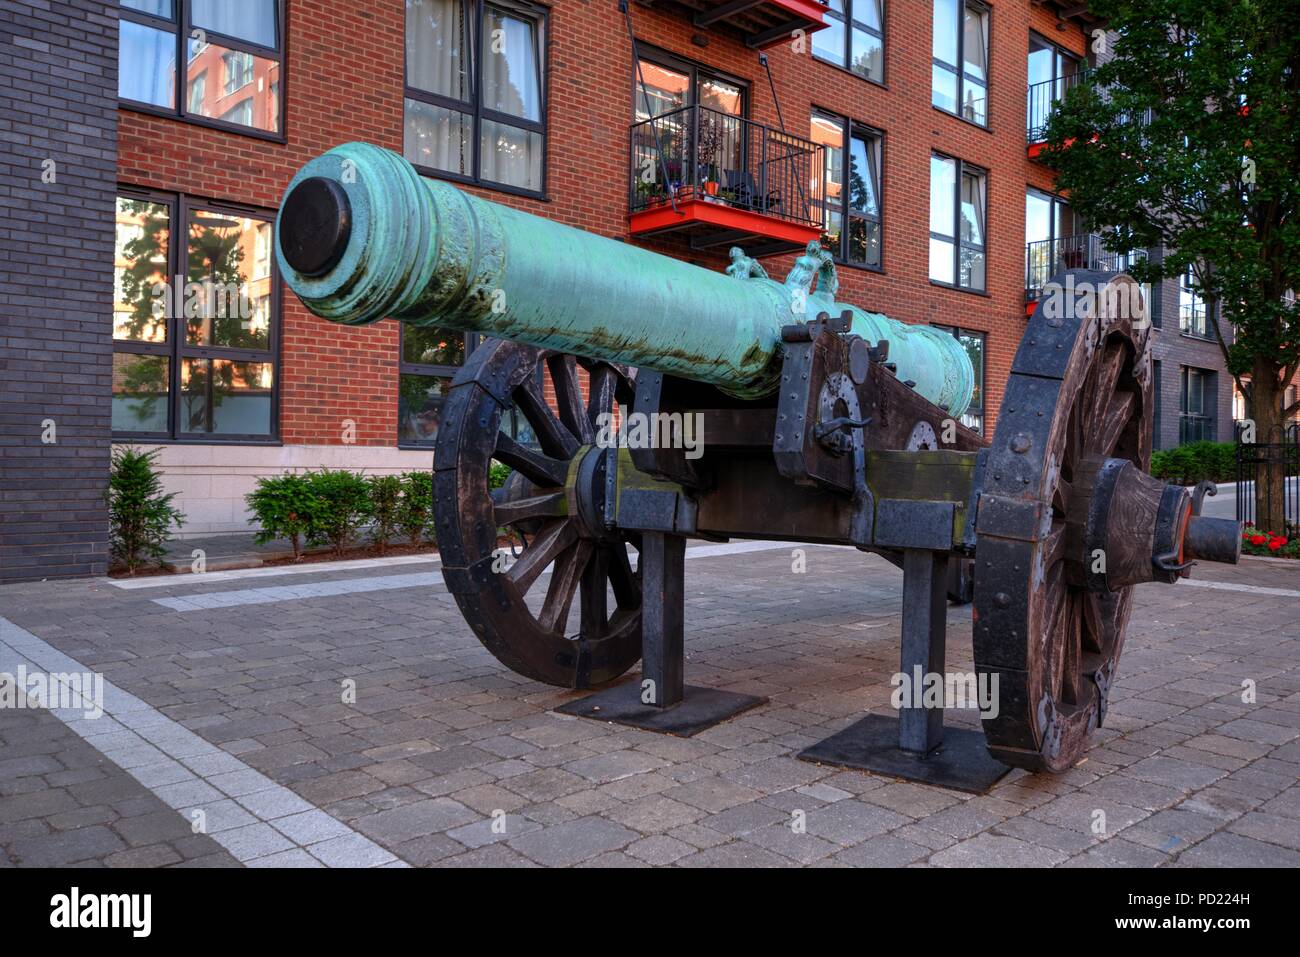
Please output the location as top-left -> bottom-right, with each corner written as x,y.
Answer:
191,0 -> 277,48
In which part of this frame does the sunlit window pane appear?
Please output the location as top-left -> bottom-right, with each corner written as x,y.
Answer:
114,198 -> 170,343
112,354 -> 170,433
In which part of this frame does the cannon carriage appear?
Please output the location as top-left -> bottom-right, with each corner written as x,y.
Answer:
275,142 -> 1240,790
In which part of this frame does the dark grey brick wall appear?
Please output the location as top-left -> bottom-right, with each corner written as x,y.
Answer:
0,1 -> 117,581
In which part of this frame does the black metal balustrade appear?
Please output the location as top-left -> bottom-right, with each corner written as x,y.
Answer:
629,104 -> 824,230
1027,70 -> 1151,147
1025,233 -> 1148,300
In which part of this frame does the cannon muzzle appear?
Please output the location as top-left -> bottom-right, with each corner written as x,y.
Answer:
276,142 -> 974,410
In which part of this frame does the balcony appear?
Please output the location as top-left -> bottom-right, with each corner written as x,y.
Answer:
1025,233 -> 1148,308
629,104 -> 826,257
1027,71 -> 1152,160
662,0 -> 830,49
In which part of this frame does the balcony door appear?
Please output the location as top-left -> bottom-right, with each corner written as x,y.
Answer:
633,53 -> 745,201
1027,34 -> 1080,140
1025,188 -> 1077,294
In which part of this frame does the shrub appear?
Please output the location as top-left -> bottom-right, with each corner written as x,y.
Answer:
368,474 -> 403,555
306,469 -> 372,556
1149,441 -> 1235,486
108,446 -> 184,574
245,473 -> 319,561
397,470 -> 434,546
489,460 -> 511,491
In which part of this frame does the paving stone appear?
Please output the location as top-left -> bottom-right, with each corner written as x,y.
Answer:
1174,832 -> 1300,867
446,814 -> 541,849
805,799 -> 910,844
627,835 -> 695,865
834,834 -> 929,867
215,822 -> 296,861
307,833 -> 399,868
270,809 -> 354,845
508,816 -> 639,867
355,798 -> 478,844
929,833 -> 1070,868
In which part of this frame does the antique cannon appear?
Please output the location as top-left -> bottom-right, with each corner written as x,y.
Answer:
275,142 -> 1240,788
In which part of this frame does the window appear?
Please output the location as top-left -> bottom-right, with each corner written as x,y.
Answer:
810,111 -> 882,269
117,1 -> 283,136
812,0 -> 884,85
405,0 -> 547,196
1025,188 -> 1077,295
1179,267 -> 1211,338
929,154 -> 986,291
933,0 -> 988,126
1179,366 -> 1215,443
932,325 -> 985,433
399,327 -> 471,447
1026,33 -> 1081,141
113,191 -> 278,440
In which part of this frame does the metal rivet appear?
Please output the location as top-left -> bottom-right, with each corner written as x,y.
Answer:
994,592 -> 1011,608
1010,434 -> 1031,454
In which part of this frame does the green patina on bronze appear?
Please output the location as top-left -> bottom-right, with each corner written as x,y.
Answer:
275,142 -> 975,412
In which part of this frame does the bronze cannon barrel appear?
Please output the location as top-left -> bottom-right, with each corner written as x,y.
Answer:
275,142 -> 975,410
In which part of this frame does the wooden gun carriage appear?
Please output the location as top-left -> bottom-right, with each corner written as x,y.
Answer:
275,143 -> 1241,790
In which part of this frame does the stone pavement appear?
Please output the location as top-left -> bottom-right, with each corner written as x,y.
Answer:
1,542 -> 1297,868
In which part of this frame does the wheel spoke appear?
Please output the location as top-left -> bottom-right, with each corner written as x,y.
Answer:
1060,591 -> 1083,706
1088,345 -> 1126,424
494,491 -> 567,527
1081,589 -> 1105,654
586,364 -> 618,432
1041,520 -> 1068,571
539,540 -> 593,633
608,545 -> 640,609
1051,474 -> 1074,517
507,519 -> 577,594
495,431 -> 570,487
513,377 -> 579,460
548,354 -> 594,445
1089,390 -> 1136,456
579,548 -> 610,639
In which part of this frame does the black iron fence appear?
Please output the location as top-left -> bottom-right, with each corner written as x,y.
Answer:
1027,71 -> 1088,143
1027,70 -> 1153,146
1025,233 -> 1148,299
629,104 -> 824,229
1235,422 -> 1300,530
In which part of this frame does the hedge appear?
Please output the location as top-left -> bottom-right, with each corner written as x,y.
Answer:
1149,441 -> 1236,486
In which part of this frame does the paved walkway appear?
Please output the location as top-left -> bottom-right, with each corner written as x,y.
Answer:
1,543 -> 1297,867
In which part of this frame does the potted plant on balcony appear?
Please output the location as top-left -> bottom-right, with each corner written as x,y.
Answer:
696,113 -> 723,201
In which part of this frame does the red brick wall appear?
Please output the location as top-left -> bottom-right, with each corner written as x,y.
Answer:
117,0 -> 1088,443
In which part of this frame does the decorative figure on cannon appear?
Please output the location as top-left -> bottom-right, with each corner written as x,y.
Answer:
275,143 -> 1241,791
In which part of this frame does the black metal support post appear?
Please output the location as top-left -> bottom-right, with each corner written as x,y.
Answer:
642,531 -> 685,707
555,533 -> 766,736
899,549 -> 948,754
798,517 -> 1011,792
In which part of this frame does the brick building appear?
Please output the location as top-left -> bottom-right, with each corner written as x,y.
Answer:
9,0 -> 1202,579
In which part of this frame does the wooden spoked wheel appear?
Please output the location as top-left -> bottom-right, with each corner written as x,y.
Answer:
973,271 -> 1153,771
433,340 -> 643,688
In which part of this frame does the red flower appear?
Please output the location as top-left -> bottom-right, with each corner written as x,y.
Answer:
1250,534 -> 1268,546
1269,540 -> 1284,551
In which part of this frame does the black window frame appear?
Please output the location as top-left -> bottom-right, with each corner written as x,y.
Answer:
932,324 -> 986,434
811,108 -> 883,272
811,0 -> 886,87
1179,266 -> 1212,339
929,152 -> 987,293
112,185 -> 282,444
403,0 -> 550,200
117,0 -> 287,143
397,328 -> 480,450
932,0 -> 990,128
632,47 -> 750,121
1179,366 -> 1216,442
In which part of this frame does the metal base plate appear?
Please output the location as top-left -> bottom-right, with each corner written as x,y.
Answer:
555,681 -> 767,737
798,713 -> 1012,794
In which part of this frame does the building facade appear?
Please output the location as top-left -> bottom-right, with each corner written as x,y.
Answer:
7,0 -> 1154,579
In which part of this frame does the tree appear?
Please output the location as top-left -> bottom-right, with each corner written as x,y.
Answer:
1042,0 -> 1300,533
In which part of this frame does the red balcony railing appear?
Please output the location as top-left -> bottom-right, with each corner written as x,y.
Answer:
629,104 -> 825,256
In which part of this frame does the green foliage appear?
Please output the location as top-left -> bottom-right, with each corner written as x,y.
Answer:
245,473 -> 320,560
1042,0 -> 1300,424
108,446 -> 184,573
368,474 -> 403,554
398,470 -> 435,546
1242,525 -> 1299,558
489,461 -> 511,491
1149,441 -> 1236,485
306,469 -> 373,556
